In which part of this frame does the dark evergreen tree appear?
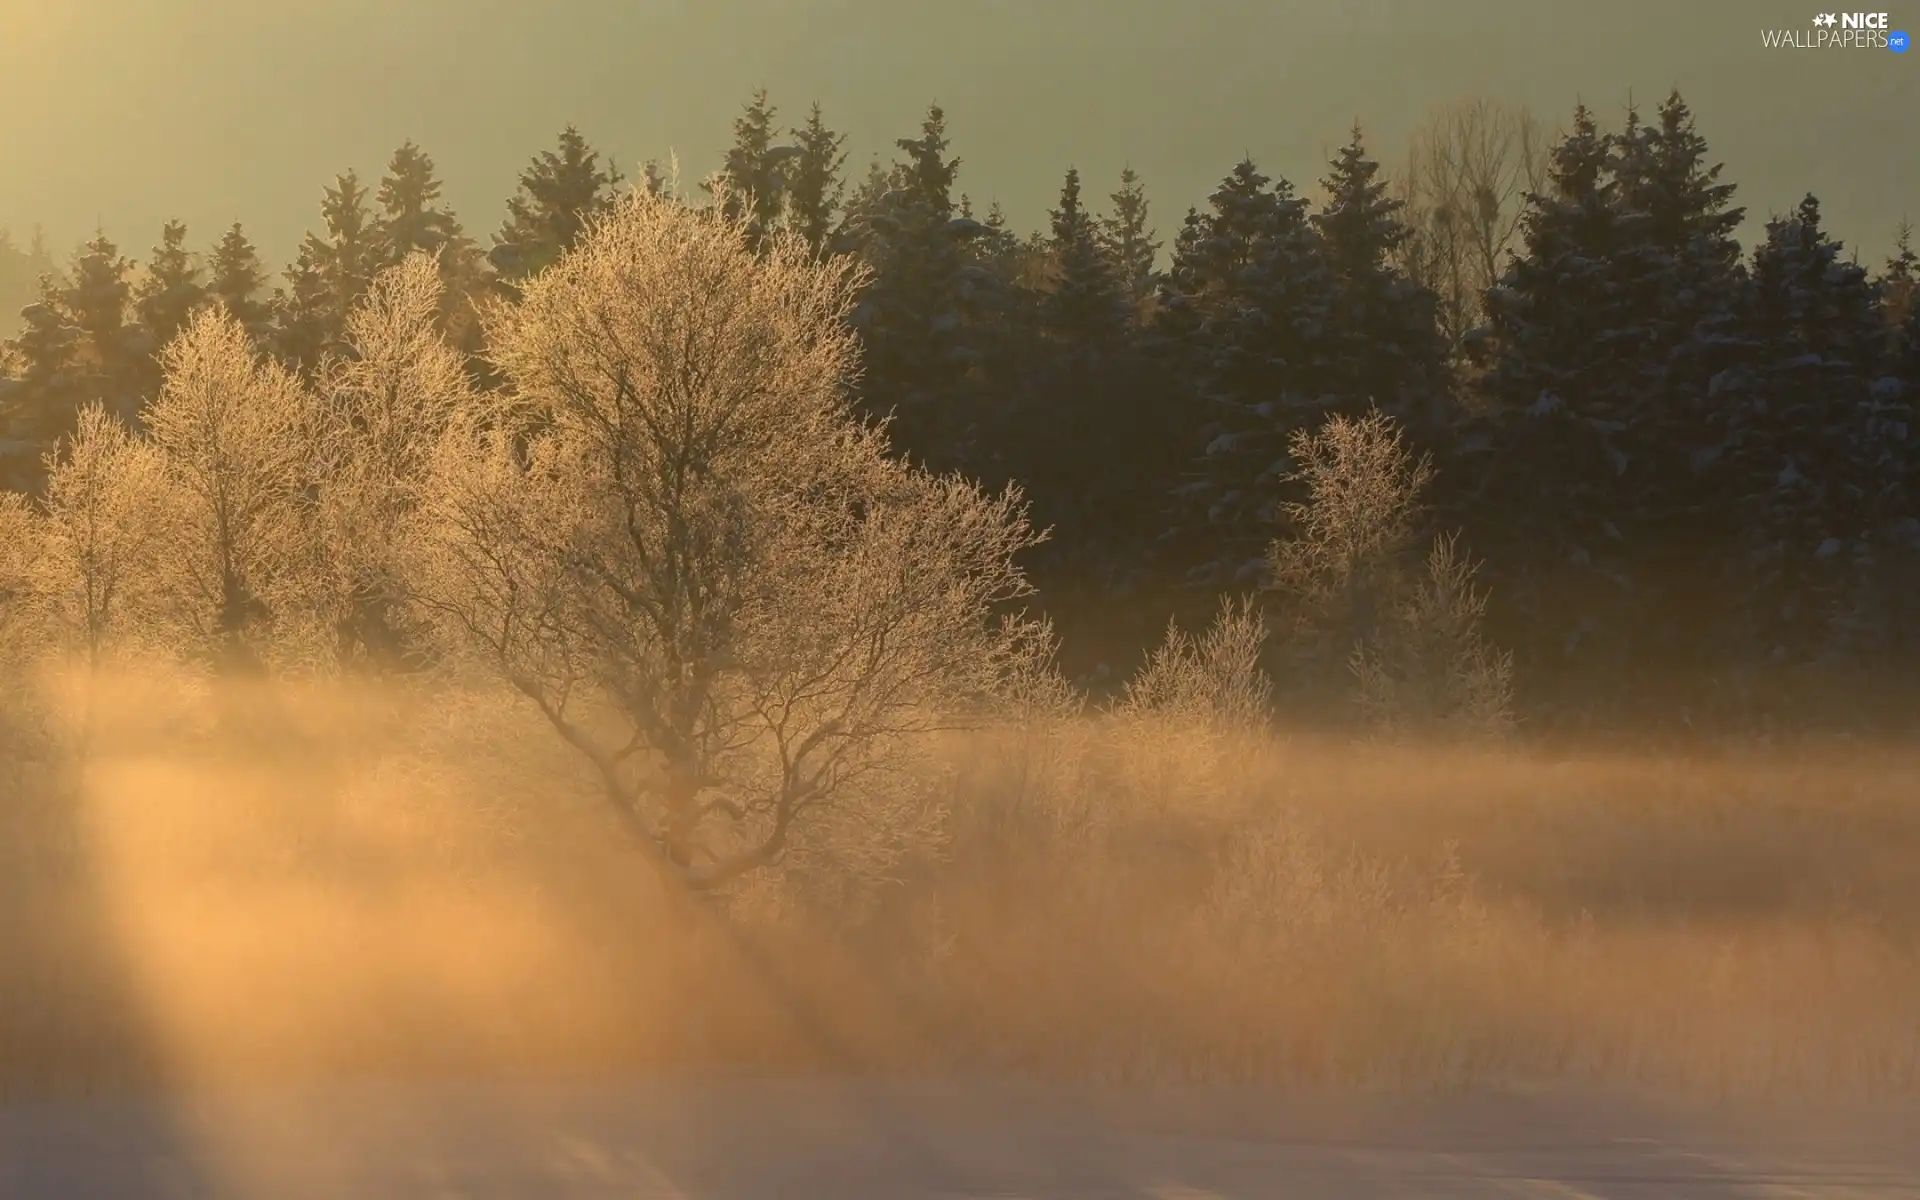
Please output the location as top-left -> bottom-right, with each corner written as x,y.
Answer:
1041,166 -> 1128,346
491,125 -> 622,284
1882,220 -> 1917,333
0,225 -> 56,340
207,221 -> 270,341
376,140 -> 489,356
786,101 -> 848,257
377,140 -> 460,261
1100,165 -> 1160,319
133,219 -> 207,355
1311,124 -> 1450,429
1153,158 -> 1342,583
1470,104 -> 1652,683
709,88 -> 787,250
274,170 -> 381,373
0,273 -> 83,491
843,104 -> 993,469
1717,195 -> 1912,662
0,231 -> 139,487
61,231 -> 143,423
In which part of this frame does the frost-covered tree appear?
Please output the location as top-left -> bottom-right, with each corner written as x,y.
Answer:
1265,409 -> 1510,737
311,254 -> 475,670
143,308 -> 320,672
38,404 -> 169,673
407,188 -> 1048,892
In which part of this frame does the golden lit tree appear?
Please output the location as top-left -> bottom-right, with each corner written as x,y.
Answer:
407,187 -> 1048,891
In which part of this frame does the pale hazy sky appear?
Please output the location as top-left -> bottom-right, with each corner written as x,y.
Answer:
0,0 -> 1914,276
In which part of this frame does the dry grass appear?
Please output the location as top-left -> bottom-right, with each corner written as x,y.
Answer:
2,666 -> 1917,1098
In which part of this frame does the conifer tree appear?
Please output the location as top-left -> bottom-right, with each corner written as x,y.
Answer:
207,222 -> 270,341
845,104 -> 990,468
0,274 -> 83,490
1042,166 -> 1128,347
1471,104 -> 1645,676
377,140 -> 461,261
786,102 -> 848,257
134,219 -> 208,355
1153,158 -> 1342,583
274,170 -> 381,372
491,125 -> 622,285
62,232 -> 143,422
709,88 -> 787,250
1100,165 -> 1160,318
1312,124 -> 1449,428
1718,194 -> 1911,661
376,140 -> 487,355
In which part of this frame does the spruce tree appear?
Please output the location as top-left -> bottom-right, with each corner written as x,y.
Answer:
786,101 -> 848,257
274,170 -> 381,372
376,140 -> 487,355
1720,195 -> 1910,661
845,104 -> 988,468
0,274 -> 83,491
1153,157 -> 1341,583
1471,104 -> 1646,680
0,226 -> 56,339
491,125 -> 622,284
1312,124 -> 1450,429
207,221 -> 270,341
134,219 -> 208,354
1042,166 -> 1128,347
709,88 -> 787,250
1100,165 -> 1160,318
377,140 -> 460,261
61,231 -> 142,422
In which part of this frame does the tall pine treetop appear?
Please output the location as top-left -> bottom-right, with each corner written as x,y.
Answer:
493,125 -> 623,281
895,104 -> 958,221
787,101 -> 848,257
379,140 -> 461,261
1314,124 -> 1410,277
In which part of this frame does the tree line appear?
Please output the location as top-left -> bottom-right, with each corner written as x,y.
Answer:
3,86 -> 1916,731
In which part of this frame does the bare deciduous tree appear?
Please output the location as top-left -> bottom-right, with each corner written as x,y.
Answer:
1393,97 -> 1549,355
312,253 -> 476,669
0,489 -> 46,667
39,405 -> 167,668
36,405 -> 169,748
1266,410 -> 1511,736
142,309 -> 321,672
407,188 -> 1049,892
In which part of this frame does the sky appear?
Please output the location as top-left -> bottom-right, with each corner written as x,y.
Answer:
0,0 -> 1914,278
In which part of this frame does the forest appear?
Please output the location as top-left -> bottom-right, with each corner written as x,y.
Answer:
0,86 -> 1917,1094
3,87 -> 1914,735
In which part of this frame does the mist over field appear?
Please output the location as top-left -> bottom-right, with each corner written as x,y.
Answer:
2,5 -> 1920,1196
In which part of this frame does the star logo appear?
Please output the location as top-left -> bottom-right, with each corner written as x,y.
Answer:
1812,12 -> 1837,24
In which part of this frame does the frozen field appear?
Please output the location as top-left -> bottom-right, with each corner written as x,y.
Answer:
5,1078 -> 1918,1198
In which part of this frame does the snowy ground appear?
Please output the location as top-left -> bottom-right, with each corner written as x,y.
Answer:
4,1077 -> 1918,1198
